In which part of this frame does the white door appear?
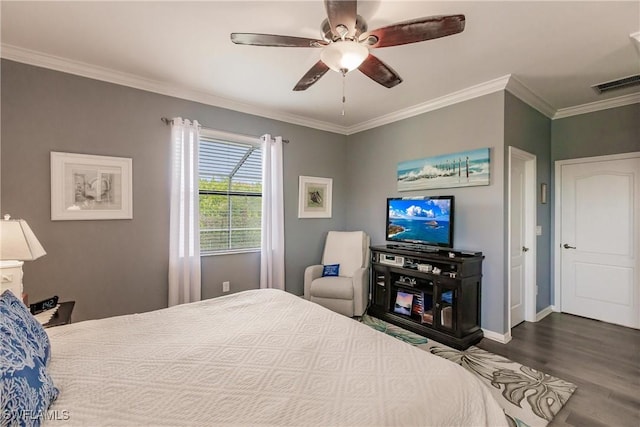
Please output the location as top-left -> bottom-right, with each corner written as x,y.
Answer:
510,155 -> 526,327
560,156 -> 640,328
509,147 -> 536,329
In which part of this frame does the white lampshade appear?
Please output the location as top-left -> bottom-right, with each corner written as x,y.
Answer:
0,218 -> 46,261
320,40 -> 369,73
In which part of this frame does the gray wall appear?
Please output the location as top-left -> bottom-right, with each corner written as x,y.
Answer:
551,103 -> 640,161
504,92 -> 552,312
1,59 -> 347,321
345,92 -> 507,334
4,58 -> 636,334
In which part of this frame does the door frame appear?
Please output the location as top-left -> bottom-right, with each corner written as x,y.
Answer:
507,146 -> 537,330
553,151 -> 640,312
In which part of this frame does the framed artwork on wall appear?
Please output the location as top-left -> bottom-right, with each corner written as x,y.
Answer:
298,176 -> 332,218
397,147 -> 490,191
51,152 -> 133,220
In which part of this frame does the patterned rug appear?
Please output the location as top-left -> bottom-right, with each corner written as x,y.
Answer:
361,314 -> 576,427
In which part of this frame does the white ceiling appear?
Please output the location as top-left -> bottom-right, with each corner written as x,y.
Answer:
2,1 -> 639,134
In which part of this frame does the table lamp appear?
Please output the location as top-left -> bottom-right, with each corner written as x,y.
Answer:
0,214 -> 46,300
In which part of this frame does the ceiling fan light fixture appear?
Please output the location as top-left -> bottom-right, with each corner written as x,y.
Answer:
320,40 -> 368,73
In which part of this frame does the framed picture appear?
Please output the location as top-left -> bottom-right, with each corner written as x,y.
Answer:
397,147 -> 490,191
394,291 -> 414,316
298,176 -> 332,218
51,152 -> 133,220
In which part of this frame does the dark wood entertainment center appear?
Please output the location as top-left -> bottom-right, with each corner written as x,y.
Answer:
368,245 -> 484,350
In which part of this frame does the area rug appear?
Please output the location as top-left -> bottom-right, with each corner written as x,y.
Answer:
361,314 -> 576,427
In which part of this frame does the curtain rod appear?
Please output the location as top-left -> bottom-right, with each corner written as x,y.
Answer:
161,117 -> 289,143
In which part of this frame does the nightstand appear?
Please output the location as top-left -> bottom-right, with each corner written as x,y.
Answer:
0,260 -> 24,298
42,301 -> 75,328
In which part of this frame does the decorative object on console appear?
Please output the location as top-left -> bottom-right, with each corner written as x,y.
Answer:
298,175 -> 333,218
394,291 -> 414,316
51,151 -> 133,220
397,147 -> 490,191
417,264 -> 433,273
0,215 -> 47,298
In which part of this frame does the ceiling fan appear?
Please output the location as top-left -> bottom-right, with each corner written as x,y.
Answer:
230,0 -> 465,91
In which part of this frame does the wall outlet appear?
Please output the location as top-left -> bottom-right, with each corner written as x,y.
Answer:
222,281 -> 230,293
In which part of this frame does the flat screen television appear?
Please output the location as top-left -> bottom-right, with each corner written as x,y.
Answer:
386,196 -> 454,249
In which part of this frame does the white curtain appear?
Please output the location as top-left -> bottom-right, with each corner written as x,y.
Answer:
260,135 -> 285,290
168,117 -> 202,306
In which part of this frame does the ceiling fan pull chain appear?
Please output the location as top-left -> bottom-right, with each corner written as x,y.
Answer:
341,71 -> 346,116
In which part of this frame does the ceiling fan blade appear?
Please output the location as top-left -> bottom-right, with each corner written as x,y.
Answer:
364,14 -> 465,48
357,54 -> 403,88
293,61 -> 330,91
231,33 -> 328,48
324,0 -> 357,38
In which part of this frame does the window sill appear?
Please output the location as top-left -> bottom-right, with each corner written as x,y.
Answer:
201,249 -> 260,257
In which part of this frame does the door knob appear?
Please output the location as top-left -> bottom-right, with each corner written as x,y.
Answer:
563,243 -> 576,249
522,246 -> 529,252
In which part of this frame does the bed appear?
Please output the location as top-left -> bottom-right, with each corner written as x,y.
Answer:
41,289 -> 506,426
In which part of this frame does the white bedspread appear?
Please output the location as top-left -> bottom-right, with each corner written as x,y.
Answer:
45,289 -> 507,426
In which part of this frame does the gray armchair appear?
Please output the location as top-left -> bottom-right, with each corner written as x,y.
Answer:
304,231 -> 370,317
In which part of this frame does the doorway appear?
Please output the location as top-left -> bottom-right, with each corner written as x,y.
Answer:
554,152 -> 640,329
508,147 -> 537,330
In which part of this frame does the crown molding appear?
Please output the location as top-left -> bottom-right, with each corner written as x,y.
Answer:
504,75 -> 556,118
346,75 -> 512,134
553,92 -> 640,119
0,44 -> 348,135
3,44 -> 637,132
0,44 -> 512,135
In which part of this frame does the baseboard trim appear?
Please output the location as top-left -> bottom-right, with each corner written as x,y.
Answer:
482,328 -> 512,344
484,307 -> 556,345
536,306 -> 554,321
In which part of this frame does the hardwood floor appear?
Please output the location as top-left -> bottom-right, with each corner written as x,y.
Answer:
476,312 -> 640,427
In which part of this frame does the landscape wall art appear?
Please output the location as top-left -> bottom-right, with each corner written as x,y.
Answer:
397,148 -> 490,191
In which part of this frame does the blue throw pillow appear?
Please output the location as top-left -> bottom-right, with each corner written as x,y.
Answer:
322,264 -> 340,277
1,302 -> 59,426
0,290 -> 51,365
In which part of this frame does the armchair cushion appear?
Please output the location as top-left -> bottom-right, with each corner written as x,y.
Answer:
309,277 -> 354,300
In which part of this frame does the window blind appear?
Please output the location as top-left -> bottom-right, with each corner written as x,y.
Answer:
199,138 -> 262,253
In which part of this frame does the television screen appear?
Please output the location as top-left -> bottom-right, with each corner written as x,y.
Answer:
386,196 -> 454,248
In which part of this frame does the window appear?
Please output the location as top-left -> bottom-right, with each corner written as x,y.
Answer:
199,136 -> 262,254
